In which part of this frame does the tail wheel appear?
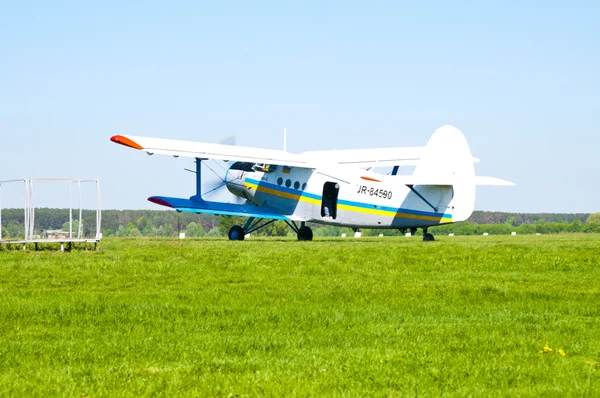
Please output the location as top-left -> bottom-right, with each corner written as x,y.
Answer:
228,225 -> 245,241
297,226 -> 313,241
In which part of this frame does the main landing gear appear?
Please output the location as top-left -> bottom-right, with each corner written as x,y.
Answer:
297,225 -> 313,241
228,225 -> 245,241
227,218 -> 313,241
422,228 -> 435,242
400,227 -> 435,241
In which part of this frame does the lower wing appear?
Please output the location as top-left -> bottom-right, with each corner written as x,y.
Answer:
148,196 -> 293,220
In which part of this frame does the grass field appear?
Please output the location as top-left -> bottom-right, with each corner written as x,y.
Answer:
1,235 -> 599,397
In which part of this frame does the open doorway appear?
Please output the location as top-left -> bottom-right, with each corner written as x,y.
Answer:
321,182 -> 339,219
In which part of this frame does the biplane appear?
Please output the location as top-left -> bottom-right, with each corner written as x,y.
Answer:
110,125 -> 513,241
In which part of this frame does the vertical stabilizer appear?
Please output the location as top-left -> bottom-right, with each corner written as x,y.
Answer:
412,126 -> 475,222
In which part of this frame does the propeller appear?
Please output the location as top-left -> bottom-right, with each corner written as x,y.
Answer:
220,135 -> 236,146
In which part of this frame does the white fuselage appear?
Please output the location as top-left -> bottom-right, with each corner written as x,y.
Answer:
225,165 -> 456,229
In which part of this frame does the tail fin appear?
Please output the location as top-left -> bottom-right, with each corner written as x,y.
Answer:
412,125 -> 475,222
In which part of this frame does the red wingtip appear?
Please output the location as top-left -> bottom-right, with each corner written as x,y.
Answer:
148,197 -> 174,208
110,135 -> 144,150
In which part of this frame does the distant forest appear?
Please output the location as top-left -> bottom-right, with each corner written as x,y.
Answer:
0,208 -> 599,239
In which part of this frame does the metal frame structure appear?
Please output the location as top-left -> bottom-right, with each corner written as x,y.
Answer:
0,178 -> 101,250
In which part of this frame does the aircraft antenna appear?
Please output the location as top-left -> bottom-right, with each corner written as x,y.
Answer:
283,128 -> 287,152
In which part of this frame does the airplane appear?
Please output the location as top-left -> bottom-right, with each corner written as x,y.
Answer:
110,125 -> 514,241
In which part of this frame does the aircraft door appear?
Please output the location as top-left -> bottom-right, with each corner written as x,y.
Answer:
321,182 -> 339,219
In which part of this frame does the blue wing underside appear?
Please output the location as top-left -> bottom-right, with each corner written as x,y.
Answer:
148,196 -> 291,220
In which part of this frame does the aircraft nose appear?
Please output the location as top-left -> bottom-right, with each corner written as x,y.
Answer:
225,168 -> 248,198
225,168 -> 245,185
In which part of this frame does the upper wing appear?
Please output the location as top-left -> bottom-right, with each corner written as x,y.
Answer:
393,175 -> 515,186
302,147 -> 480,167
111,135 -> 479,169
302,147 -> 425,167
111,135 -> 315,168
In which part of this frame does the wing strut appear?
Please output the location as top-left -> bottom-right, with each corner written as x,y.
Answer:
285,220 -> 300,234
189,157 -> 206,201
406,184 -> 438,212
243,217 -> 278,234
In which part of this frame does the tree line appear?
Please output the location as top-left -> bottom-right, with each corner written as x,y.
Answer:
1,208 -> 599,239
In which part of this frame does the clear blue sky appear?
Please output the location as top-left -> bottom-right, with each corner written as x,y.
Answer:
1,1 -> 598,213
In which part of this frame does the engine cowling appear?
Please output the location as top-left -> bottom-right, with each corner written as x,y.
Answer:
225,162 -> 258,202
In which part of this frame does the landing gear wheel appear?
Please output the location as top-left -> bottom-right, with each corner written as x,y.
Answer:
423,232 -> 435,241
297,226 -> 313,241
228,225 -> 245,241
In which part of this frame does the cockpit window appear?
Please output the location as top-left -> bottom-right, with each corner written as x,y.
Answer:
253,164 -> 278,173
230,162 -> 255,172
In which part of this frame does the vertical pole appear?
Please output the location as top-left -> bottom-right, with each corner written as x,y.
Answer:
24,180 -> 28,241
29,179 -> 35,240
96,179 -> 101,240
69,182 -> 73,239
0,183 -> 2,241
77,180 -> 83,239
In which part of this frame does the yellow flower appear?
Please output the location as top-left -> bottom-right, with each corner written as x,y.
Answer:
543,344 -> 553,353
557,349 -> 566,357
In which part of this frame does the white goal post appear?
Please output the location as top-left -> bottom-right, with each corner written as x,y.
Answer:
0,178 -> 101,244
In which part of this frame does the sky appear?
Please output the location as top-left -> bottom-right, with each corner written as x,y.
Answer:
1,0 -> 598,213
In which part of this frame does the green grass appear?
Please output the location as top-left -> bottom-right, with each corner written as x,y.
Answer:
1,235 -> 599,397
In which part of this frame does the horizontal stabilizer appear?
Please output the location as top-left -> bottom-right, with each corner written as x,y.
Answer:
474,176 -> 515,186
148,196 -> 293,220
